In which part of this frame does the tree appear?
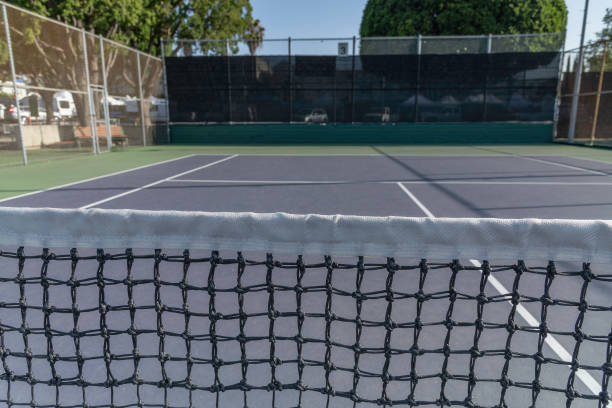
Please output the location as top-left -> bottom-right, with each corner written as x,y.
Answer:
585,8 -> 611,72
245,18 -> 265,56
8,0 -> 258,56
360,0 -> 567,37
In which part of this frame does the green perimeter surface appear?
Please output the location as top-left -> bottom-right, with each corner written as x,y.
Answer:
0,144 -> 610,201
170,122 -> 554,144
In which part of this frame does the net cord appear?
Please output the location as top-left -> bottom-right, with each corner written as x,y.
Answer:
0,207 -> 610,262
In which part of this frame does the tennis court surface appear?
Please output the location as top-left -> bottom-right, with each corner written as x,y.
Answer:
0,149 -> 611,407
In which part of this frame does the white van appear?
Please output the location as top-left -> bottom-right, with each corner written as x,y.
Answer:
52,91 -> 76,121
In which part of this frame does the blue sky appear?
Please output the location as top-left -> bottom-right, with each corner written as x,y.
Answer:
250,0 -> 608,51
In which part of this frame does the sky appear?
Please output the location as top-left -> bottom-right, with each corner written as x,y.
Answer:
250,0 -> 609,51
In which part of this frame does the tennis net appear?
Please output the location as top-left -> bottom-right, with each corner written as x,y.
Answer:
0,207 -> 610,407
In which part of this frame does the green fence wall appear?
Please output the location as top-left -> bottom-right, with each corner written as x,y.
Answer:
169,122 -> 553,145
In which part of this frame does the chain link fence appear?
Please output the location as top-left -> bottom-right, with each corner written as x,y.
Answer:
0,1 -> 167,167
556,40 -> 611,147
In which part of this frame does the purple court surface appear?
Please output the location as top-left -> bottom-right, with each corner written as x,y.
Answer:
1,153 -> 611,407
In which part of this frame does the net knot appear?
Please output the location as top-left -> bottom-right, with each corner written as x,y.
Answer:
66,279 -> 79,288
578,300 -> 589,313
504,349 -> 513,361
384,319 -> 396,331
599,391 -> 611,404
352,291 -> 365,301
511,292 -> 521,305
98,303 -> 109,314
238,380 -> 250,392
415,290 -> 427,301
581,267 -> 593,282
476,294 -> 488,304
444,319 -> 454,330
158,378 -> 173,388
533,352 -> 545,364
602,362 -> 612,376
296,380 -> 307,392
474,318 -> 484,330
463,399 -> 476,408
565,385 -> 577,401
539,295 -> 554,306
500,375 -> 512,388
573,329 -> 584,343
294,335 -> 304,344
267,380 -> 282,391
47,352 -> 59,363
409,345 -> 423,356
469,346 -> 482,358
212,358 -> 224,368
49,375 -> 61,386
352,343 -> 362,353
0,347 -> 10,358
323,361 -> 336,371
376,397 -> 390,406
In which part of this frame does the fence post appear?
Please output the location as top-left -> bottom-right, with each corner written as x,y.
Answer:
226,39 -> 232,123
98,36 -> 112,151
351,35 -> 356,123
553,35 -> 568,141
160,38 -> 171,143
568,0 -> 589,142
81,30 -> 99,154
288,37 -> 292,123
136,53 -> 147,146
415,34 -> 422,122
483,34 -> 492,121
590,41 -> 608,145
2,4 -> 27,165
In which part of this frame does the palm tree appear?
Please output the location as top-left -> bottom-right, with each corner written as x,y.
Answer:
245,18 -> 265,56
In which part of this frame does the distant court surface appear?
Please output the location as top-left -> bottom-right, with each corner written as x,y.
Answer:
0,144 -> 611,407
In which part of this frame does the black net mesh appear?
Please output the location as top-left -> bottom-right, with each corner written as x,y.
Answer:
0,248 -> 610,407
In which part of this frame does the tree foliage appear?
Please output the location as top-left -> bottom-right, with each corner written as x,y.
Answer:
360,0 -> 567,37
585,8 -> 611,72
8,0 -> 257,56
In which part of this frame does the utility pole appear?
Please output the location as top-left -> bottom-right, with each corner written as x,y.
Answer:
568,0 -> 589,142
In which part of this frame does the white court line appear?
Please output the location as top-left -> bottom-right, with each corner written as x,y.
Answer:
395,181 -> 602,395
80,155 -> 239,209
395,182 -> 435,217
517,156 -> 611,177
0,154 -> 198,204
168,179 -> 612,186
